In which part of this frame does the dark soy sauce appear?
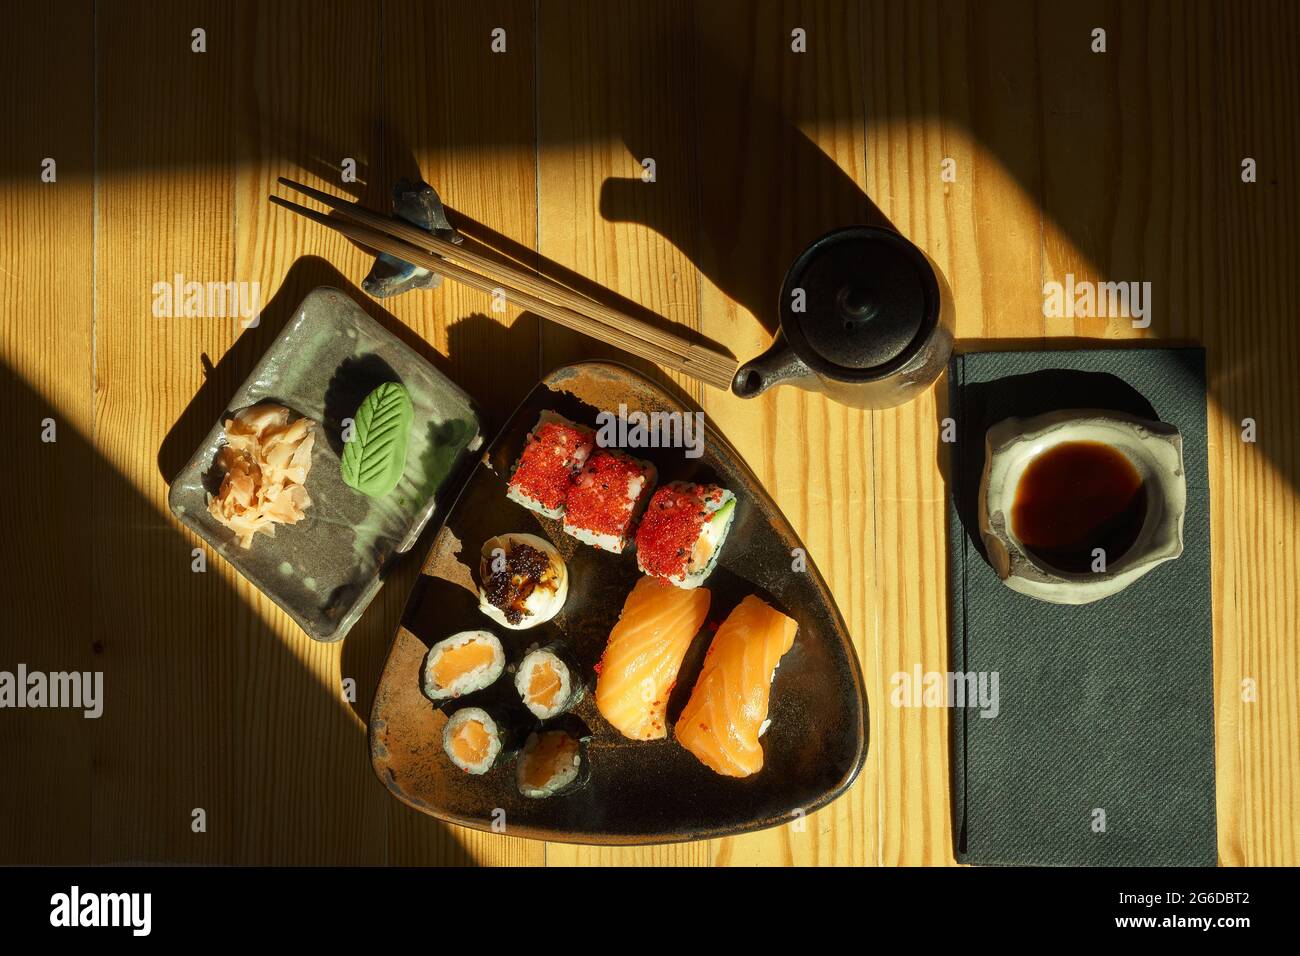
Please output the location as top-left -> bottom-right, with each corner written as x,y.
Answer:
1011,440 -> 1147,574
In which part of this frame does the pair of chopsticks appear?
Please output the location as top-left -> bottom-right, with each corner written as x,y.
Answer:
271,177 -> 738,391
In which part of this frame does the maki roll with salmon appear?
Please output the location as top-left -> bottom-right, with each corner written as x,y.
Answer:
516,728 -> 587,799
420,630 -> 505,701
505,412 -> 594,518
561,449 -> 656,553
635,482 -> 736,588
514,645 -> 583,719
442,706 -> 508,775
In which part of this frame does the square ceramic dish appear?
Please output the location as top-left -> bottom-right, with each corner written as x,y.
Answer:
369,362 -> 869,844
168,286 -> 483,642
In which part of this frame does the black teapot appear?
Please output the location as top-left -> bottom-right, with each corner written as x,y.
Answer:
732,226 -> 952,409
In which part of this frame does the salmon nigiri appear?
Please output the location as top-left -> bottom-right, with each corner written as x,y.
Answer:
596,576 -> 711,740
675,595 -> 797,777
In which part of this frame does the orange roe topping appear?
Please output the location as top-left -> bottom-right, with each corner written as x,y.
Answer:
508,421 -> 592,511
564,452 -> 646,537
636,483 -> 713,577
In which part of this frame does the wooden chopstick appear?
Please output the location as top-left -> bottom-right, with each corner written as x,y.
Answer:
269,195 -> 736,390
272,177 -> 738,390
277,177 -> 716,361
277,176 -> 738,385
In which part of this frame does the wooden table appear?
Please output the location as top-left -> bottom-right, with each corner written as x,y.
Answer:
2,1 -> 1295,866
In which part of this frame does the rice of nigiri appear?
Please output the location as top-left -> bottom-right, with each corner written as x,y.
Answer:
674,595 -> 797,777
420,630 -> 505,701
595,575 -> 711,740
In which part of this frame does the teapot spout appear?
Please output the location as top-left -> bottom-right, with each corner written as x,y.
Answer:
732,334 -> 807,399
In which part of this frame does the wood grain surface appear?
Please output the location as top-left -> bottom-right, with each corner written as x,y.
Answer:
0,0 -> 1295,866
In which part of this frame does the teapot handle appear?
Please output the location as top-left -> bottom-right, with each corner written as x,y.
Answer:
732,333 -> 809,399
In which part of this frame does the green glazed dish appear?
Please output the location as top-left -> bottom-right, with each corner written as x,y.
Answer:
167,286 -> 483,642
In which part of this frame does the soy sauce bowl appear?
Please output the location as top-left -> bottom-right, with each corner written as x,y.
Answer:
977,409 -> 1186,605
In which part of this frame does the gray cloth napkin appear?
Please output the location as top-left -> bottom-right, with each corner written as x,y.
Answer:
947,347 -> 1217,866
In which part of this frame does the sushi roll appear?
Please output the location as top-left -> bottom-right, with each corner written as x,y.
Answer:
514,645 -> 583,719
561,449 -> 656,553
635,482 -> 736,588
420,630 -> 506,701
478,533 -> 568,630
674,595 -> 797,777
442,706 -> 506,775
505,412 -> 595,518
516,728 -> 587,799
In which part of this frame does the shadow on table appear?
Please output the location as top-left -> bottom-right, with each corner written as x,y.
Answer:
7,1 -> 1296,864
6,2 -> 1295,504
4,348 -> 480,863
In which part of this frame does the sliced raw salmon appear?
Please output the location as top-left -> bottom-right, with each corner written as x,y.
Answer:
595,576 -> 711,740
674,595 -> 797,777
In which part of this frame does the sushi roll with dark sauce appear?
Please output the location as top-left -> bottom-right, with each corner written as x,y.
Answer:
477,533 -> 568,630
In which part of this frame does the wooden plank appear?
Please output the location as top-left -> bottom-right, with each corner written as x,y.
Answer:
535,0 -> 706,407
93,0 -> 242,864
535,0 -> 710,866
380,0 -> 543,428
1196,0 -> 1299,867
0,0 -> 95,865
380,0 -> 543,866
1033,0 -> 1300,865
92,0 -> 393,864
862,0 -> 1047,866
692,0 -> 874,866
228,0 -> 393,864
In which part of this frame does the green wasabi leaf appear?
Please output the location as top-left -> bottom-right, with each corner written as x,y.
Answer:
341,382 -> 414,498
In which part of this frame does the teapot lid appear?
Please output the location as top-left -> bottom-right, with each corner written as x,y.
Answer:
780,226 -> 940,380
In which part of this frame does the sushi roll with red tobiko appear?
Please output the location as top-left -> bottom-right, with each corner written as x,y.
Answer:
561,450 -> 656,553
505,412 -> 595,519
635,482 -> 736,588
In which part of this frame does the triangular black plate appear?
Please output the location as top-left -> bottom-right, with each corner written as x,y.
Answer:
369,362 -> 868,844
